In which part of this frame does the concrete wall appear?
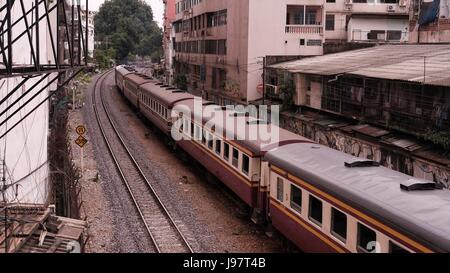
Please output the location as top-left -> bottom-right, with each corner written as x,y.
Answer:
0,1 -> 59,204
280,113 -> 450,189
246,0 -> 325,102
173,0 -> 324,103
325,0 -> 410,41
348,17 -> 409,42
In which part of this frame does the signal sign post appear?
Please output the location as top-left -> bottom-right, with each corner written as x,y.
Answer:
75,126 -> 88,176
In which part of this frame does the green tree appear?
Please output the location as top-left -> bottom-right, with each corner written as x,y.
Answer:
94,0 -> 162,63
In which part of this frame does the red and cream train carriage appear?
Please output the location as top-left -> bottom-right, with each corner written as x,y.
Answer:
114,67 -> 450,253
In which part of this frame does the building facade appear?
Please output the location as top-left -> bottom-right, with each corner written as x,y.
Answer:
267,44 -> 450,188
163,0 -> 177,84
1,0 -> 88,205
81,7 -> 95,59
172,0 -> 325,105
325,0 -> 410,43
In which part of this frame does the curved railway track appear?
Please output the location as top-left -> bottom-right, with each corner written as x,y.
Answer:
92,70 -> 194,253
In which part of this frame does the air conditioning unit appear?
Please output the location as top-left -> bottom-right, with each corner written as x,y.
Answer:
216,57 -> 224,64
265,84 -> 279,95
344,0 -> 353,11
387,5 -> 396,12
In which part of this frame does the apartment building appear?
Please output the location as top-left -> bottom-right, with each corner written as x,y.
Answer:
172,0 -> 325,105
267,44 -> 450,189
80,8 -> 96,59
325,0 -> 410,43
163,0 -> 177,84
409,0 -> 450,43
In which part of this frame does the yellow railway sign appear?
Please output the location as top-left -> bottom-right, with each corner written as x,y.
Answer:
75,135 -> 88,148
76,125 -> 87,136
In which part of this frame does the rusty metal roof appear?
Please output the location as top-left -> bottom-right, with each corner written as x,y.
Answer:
351,124 -> 391,138
270,44 -> 450,87
0,205 -> 86,253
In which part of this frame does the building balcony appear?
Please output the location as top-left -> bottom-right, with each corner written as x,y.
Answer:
285,24 -> 323,35
285,4 -> 324,35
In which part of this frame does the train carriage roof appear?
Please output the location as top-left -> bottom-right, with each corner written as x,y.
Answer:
140,82 -> 195,108
265,143 -> 450,252
172,99 -> 311,155
124,73 -> 154,86
115,65 -> 135,76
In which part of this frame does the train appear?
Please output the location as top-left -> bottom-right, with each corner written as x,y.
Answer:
115,65 -> 450,253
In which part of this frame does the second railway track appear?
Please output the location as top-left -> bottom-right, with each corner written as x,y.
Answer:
92,71 -> 194,253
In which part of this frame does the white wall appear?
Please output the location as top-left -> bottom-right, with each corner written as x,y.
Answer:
348,17 -> 409,42
325,0 -> 410,41
441,0 -> 450,18
0,0 -> 58,204
246,0 -> 325,102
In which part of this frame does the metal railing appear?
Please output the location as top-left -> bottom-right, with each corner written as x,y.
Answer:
285,24 -> 323,34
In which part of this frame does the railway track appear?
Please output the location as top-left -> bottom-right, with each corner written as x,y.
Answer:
92,71 -> 194,253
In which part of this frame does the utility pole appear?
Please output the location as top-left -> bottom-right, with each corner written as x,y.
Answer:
262,56 -> 266,106
1,159 -> 7,253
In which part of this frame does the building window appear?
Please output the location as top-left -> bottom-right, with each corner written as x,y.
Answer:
389,242 -> 410,253
309,195 -> 323,226
215,139 -> 221,155
305,7 -> 317,25
387,30 -> 402,41
223,142 -> 230,160
293,11 -> 304,25
202,130 -> 207,144
357,223 -> 377,253
208,134 -> 213,149
217,40 -> 227,55
191,123 -> 195,138
242,154 -> 250,175
277,178 -> 284,202
331,208 -> 347,242
290,185 -> 302,213
326,14 -> 335,31
232,148 -> 239,168
307,39 -> 322,46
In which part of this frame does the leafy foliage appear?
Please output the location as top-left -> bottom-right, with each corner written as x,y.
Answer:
174,74 -> 188,91
94,0 -> 162,63
277,72 -> 296,111
420,130 -> 450,153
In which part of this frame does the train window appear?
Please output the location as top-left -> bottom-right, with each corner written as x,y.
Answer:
276,178 -> 284,202
202,130 -> 207,144
215,140 -> 221,155
183,119 -> 189,133
223,143 -> 230,160
242,154 -> 249,175
290,185 -> 302,213
208,135 -> 214,149
357,223 -> 377,253
308,195 -> 323,226
232,148 -> 239,168
331,208 -> 347,242
195,126 -> 200,140
389,242 -> 410,253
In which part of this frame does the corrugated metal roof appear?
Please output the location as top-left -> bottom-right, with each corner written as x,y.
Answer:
270,44 -> 450,87
352,124 -> 391,138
